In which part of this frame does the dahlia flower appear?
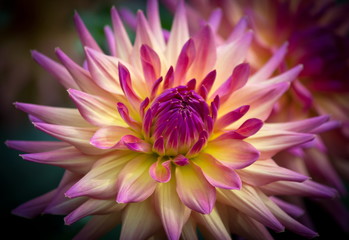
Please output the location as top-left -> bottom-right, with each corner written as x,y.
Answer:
162,0 -> 349,232
7,1 -> 337,239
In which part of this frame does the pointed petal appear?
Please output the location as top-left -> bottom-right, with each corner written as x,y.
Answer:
147,0 -> 166,49
12,190 -> 57,218
74,213 -> 121,240
182,219 -> 198,240
118,63 -> 142,109
74,12 -> 102,52
193,153 -> 241,189
198,70 -> 216,95
111,7 -> 132,60
14,102 -> 90,127
304,148 -> 346,194
174,39 -> 196,85
116,154 -> 157,203
65,152 -> 136,199
237,159 -> 309,186
141,44 -> 161,85
229,207 -> 274,240
68,89 -> 126,127
250,42 -> 288,82
104,25 -> 116,56
166,0 -> 189,65
220,82 -> 290,127
5,140 -> 69,153
175,163 -> 216,214
269,197 -> 304,218
246,129 -> 314,159
31,50 -> 79,89
90,126 -> 135,149
154,179 -> 191,240
120,200 -> 161,240
21,146 -> 97,174
267,64 -> 303,84
85,47 -> 123,94
188,25 -> 216,81
193,208 -> 231,240
65,199 -> 124,225
55,48 -> 109,97
206,8 -> 222,32
227,16 -> 248,42
260,193 -> 318,238
44,173 -> 87,215
130,10 -> 164,74
214,105 -> 249,130
213,30 -> 253,92
218,186 -> 284,232
33,122 -> 106,155
260,180 -> 338,198
205,139 -> 259,169
211,63 -> 250,104
263,115 -> 329,134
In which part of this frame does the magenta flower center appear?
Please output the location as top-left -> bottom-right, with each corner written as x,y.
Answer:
147,85 -> 211,156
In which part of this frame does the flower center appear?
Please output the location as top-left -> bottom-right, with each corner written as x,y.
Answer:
147,85 -> 211,156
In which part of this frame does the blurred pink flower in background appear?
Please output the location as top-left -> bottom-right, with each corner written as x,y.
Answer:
163,0 -> 349,233
6,0 -> 343,239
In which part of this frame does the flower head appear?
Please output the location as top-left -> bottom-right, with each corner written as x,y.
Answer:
7,1 -> 337,239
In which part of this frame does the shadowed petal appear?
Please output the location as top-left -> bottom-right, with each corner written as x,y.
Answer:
193,208 -> 231,240
259,193 -> 318,238
175,163 -> 216,214
228,207 -> 274,240
120,199 -> 161,240
270,197 -> 304,218
12,190 -> 57,218
218,186 -> 284,232
74,213 -> 121,240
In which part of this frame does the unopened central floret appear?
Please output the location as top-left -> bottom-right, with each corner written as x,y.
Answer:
148,86 -> 211,156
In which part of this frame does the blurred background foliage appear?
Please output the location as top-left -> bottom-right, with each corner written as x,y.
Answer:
0,0 -> 348,239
